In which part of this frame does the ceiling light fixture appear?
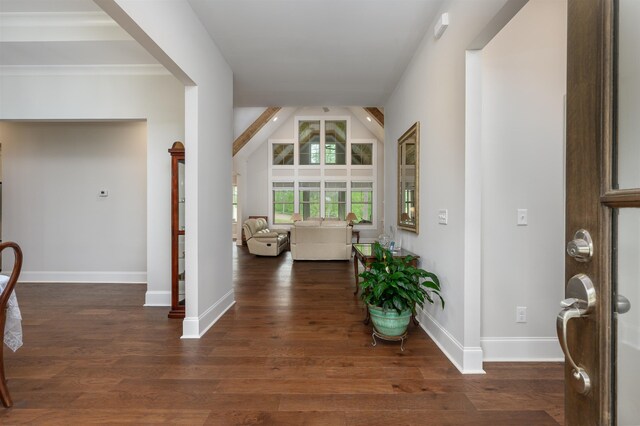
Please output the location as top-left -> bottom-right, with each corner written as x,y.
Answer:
366,116 -> 372,122
273,116 -> 278,122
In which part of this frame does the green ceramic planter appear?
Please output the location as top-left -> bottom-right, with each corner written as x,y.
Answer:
368,305 -> 412,336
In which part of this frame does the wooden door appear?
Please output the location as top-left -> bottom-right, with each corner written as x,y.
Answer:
565,0 -> 639,424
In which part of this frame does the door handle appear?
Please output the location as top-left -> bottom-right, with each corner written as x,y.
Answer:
557,273 -> 596,395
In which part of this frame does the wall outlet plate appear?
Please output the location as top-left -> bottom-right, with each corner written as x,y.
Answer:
438,209 -> 448,225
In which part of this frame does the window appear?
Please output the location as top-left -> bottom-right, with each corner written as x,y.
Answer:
324,181 -> 347,219
299,182 -> 321,220
325,120 -> 346,165
269,117 -> 376,227
351,143 -> 373,165
232,185 -> 238,223
272,143 -> 294,165
299,120 -> 321,165
272,181 -> 295,224
350,182 -> 373,224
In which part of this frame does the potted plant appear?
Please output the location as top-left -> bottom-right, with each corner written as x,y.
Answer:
359,242 -> 444,336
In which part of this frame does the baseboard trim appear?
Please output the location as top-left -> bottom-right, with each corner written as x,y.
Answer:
182,289 -> 236,339
416,308 -> 485,374
18,271 -> 146,283
144,290 -> 170,307
481,337 -> 564,361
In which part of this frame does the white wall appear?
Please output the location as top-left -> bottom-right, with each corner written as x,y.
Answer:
0,72 -> 184,300
242,106 -> 384,240
244,142 -> 269,219
480,0 -> 566,360
98,0 -> 234,338
0,121 -> 147,282
234,107 -> 265,139
384,0 -> 513,373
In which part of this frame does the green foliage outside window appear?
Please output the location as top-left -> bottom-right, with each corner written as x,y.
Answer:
273,182 -> 295,223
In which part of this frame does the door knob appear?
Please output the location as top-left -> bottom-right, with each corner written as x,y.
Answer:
567,229 -> 593,262
557,273 -> 596,394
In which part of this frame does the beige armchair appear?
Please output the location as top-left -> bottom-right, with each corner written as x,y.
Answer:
242,218 -> 289,256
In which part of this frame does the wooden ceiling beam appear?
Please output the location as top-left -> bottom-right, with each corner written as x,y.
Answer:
363,107 -> 384,127
233,106 -> 281,156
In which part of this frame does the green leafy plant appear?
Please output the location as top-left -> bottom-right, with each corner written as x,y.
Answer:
359,242 -> 445,315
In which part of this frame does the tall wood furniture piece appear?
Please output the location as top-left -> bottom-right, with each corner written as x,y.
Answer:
0,241 -> 22,408
168,142 -> 185,319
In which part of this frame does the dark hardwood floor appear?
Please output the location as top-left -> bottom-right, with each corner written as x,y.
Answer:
0,245 -> 564,424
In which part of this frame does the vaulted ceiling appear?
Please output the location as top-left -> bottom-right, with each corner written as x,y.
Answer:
0,0 -> 444,107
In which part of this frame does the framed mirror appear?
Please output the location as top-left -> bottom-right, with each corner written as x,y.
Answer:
398,122 -> 419,233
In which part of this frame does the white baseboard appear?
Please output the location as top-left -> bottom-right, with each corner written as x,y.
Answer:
18,271 -> 146,283
144,290 -> 170,306
182,289 -> 236,339
416,308 -> 485,374
481,337 -> 564,361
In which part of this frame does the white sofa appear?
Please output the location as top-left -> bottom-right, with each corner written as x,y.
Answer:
290,219 -> 352,260
243,218 -> 289,256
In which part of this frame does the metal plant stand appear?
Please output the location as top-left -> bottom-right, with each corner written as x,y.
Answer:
371,330 -> 408,351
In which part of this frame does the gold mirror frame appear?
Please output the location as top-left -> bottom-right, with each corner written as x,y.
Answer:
397,122 -> 419,233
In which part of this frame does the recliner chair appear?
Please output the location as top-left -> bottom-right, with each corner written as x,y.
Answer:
242,218 -> 288,256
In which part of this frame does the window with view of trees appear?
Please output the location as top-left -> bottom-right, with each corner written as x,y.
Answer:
269,116 -> 376,226
232,185 -> 238,223
272,182 -> 295,224
299,182 -> 321,219
324,181 -> 347,220
299,120 -> 321,165
350,182 -> 373,224
325,120 -> 346,165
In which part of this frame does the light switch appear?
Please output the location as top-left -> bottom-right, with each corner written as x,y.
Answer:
438,209 -> 448,225
517,209 -> 527,226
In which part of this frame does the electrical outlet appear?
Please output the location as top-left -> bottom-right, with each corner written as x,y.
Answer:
438,209 -> 448,225
516,306 -> 527,323
98,190 -> 109,197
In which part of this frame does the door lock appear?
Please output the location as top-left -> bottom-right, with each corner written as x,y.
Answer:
557,273 -> 596,395
567,229 -> 593,262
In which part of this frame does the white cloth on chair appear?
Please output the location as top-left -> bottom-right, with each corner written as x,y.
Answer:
0,275 -> 22,352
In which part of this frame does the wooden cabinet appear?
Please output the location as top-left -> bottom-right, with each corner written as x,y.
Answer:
168,141 -> 185,319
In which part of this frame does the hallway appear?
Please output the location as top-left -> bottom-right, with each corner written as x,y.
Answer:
0,245 -> 563,424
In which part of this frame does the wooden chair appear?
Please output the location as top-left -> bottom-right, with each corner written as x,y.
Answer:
0,242 -> 23,408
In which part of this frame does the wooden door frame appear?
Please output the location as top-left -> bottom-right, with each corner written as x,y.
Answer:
566,0 -> 614,424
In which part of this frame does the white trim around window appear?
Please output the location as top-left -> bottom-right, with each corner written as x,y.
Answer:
267,115 -> 377,229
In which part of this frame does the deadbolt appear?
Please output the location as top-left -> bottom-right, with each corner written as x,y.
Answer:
567,229 -> 593,262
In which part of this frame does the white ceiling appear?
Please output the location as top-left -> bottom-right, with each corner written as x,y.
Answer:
0,0 -> 445,107
188,0 -> 444,106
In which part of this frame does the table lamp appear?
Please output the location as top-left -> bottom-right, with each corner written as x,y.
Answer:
345,212 -> 357,226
